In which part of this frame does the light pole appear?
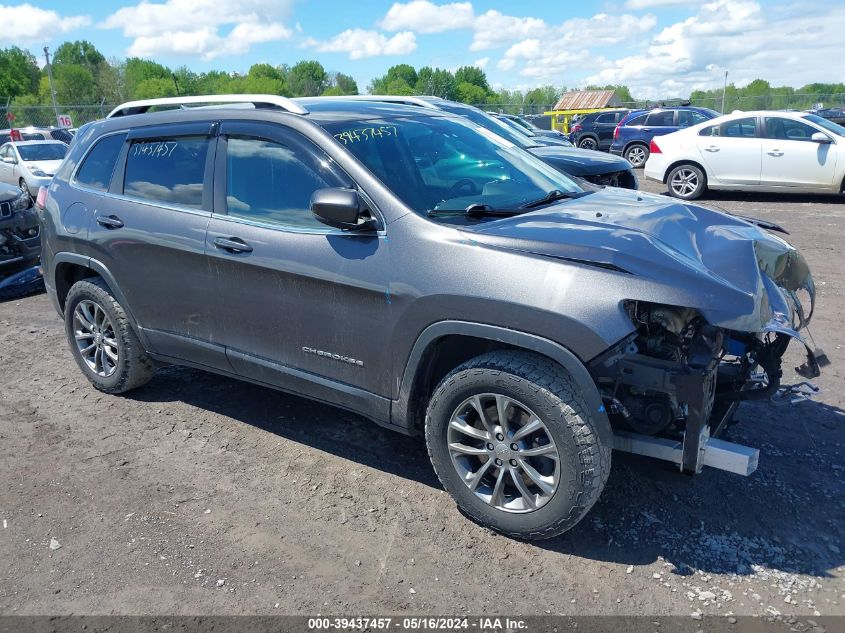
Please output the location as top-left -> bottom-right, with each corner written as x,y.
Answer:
43,46 -> 60,124
721,70 -> 729,113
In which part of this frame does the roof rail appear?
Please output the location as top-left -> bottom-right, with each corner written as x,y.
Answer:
107,94 -> 308,119
309,95 -> 442,109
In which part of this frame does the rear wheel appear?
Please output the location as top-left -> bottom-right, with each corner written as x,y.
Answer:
667,163 -> 707,200
425,351 -> 611,540
624,144 -> 649,168
578,137 -> 598,151
64,278 -> 155,393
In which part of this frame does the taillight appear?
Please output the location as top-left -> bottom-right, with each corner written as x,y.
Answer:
649,139 -> 662,154
36,186 -> 48,209
571,124 -> 582,134
613,125 -> 621,140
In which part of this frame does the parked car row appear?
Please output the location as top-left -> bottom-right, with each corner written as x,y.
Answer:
0,126 -> 74,145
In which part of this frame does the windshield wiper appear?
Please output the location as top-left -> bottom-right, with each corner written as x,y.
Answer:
427,203 -> 525,219
520,189 -> 591,209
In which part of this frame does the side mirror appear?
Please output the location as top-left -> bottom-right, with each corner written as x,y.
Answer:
310,188 -> 377,231
1,156 -> 16,164
811,132 -> 832,144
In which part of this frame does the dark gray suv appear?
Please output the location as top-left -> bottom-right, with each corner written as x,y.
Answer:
39,95 -> 825,540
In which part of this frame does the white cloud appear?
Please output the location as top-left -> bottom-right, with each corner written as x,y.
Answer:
309,29 -> 417,60
101,0 -> 293,59
582,0 -> 845,98
473,57 -> 489,70
379,0 -> 473,33
0,3 -> 90,44
470,10 -> 546,51
625,0 -> 705,8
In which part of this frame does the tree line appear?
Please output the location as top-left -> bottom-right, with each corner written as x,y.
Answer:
2,40 -> 843,126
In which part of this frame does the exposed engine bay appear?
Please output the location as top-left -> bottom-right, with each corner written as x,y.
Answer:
0,196 -> 42,296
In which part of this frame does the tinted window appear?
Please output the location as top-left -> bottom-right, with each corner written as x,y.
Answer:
76,133 -> 126,191
765,117 -> 822,142
625,113 -> 648,126
124,137 -> 209,208
678,110 -> 710,127
17,143 -> 67,161
645,111 -> 674,126
225,137 -> 345,229
700,117 -> 757,138
803,114 -> 845,137
595,113 -> 616,124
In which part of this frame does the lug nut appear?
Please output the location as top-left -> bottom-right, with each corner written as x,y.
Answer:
510,443 -> 518,451
486,443 -> 494,451
496,433 -> 504,441
509,459 -> 517,467
494,458 -> 503,466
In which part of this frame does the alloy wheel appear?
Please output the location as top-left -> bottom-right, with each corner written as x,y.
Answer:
447,393 -> 560,513
626,146 -> 646,167
670,168 -> 700,197
73,300 -> 119,377
579,138 -> 597,150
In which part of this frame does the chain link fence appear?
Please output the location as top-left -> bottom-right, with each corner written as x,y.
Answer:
2,101 -> 114,131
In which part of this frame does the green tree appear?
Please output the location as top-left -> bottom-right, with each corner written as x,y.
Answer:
288,60 -> 328,97
524,85 -> 561,110
454,65 -> 489,91
415,67 -> 456,99
53,41 -> 105,74
125,58 -> 172,99
455,81 -> 488,105
332,72 -> 358,95
0,47 -> 40,99
370,64 -> 418,94
39,65 -> 98,104
132,77 -> 178,99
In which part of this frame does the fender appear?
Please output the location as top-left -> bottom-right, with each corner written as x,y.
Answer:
391,320 -> 613,446
49,252 -> 152,350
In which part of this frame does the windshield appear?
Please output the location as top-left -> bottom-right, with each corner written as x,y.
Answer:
497,116 -> 538,138
324,116 -> 584,216
803,114 -> 845,137
17,143 -> 67,161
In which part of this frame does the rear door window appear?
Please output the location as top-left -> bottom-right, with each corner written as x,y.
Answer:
678,110 -> 710,127
645,111 -> 674,126
75,133 -> 127,191
625,113 -> 648,127
123,136 -> 210,209
595,113 -> 616,124
700,117 -> 757,138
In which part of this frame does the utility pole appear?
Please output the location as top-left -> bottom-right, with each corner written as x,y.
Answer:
43,46 -> 60,124
721,70 -> 729,113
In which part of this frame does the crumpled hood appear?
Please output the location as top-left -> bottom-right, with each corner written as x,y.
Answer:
459,187 -> 814,334
529,145 -> 631,176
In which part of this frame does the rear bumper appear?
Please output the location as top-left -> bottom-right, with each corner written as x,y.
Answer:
643,155 -> 668,183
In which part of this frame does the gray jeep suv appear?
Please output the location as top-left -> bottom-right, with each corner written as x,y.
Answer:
39,95 -> 825,540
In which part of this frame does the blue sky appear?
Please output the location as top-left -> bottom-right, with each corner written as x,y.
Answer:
3,0 -> 845,97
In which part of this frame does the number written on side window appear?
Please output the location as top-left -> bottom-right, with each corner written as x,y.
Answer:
225,137 -> 345,229
123,137 -> 209,209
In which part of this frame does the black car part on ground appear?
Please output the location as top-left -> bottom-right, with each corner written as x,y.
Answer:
0,192 -> 42,299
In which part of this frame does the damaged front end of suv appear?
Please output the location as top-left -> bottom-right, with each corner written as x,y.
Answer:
0,183 -> 41,299
587,199 -> 827,475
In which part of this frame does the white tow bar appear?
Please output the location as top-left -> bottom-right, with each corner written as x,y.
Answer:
613,430 -> 759,476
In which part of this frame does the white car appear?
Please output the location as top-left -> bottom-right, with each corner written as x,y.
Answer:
0,140 -> 68,198
644,111 -> 845,200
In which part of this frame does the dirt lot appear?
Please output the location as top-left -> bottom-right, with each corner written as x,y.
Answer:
0,179 -> 843,620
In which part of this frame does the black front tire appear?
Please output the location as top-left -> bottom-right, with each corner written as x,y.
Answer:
578,137 -> 598,151
425,351 -> 611,540
64,277 -> 155,394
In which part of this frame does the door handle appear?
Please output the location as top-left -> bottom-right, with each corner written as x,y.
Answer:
704,146 -> 720,152
96,215 -> 124,229
213,236 -> 253,254
767,150 -> 784,157
641,128 -> 651,132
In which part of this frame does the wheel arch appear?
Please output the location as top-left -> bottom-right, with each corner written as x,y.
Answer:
578,133 -> 600,146
392,321 -> 612,445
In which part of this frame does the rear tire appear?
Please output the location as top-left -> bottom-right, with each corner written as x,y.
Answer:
425,351 -> 611,540
64,278 -> 154,394
578,137 -> 598,151
624,143 -> 649,168
666,163 -> 707,200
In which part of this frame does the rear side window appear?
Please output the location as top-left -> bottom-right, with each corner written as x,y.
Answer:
595,113 -> 616,124
700,118 -> 757,138
677,110 -> 710,127
75,133 -> 126,191
123,137 -> 209,209
645,111 -> 674,126
624,113 -> 647,127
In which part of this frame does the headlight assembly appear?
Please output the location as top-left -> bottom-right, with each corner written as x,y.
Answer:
10,191 -> 32,211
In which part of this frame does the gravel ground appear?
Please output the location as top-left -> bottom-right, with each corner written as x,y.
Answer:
0,178 -> 843,620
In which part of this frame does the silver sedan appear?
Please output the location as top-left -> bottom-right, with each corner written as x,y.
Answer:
0,140 -> 68,198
